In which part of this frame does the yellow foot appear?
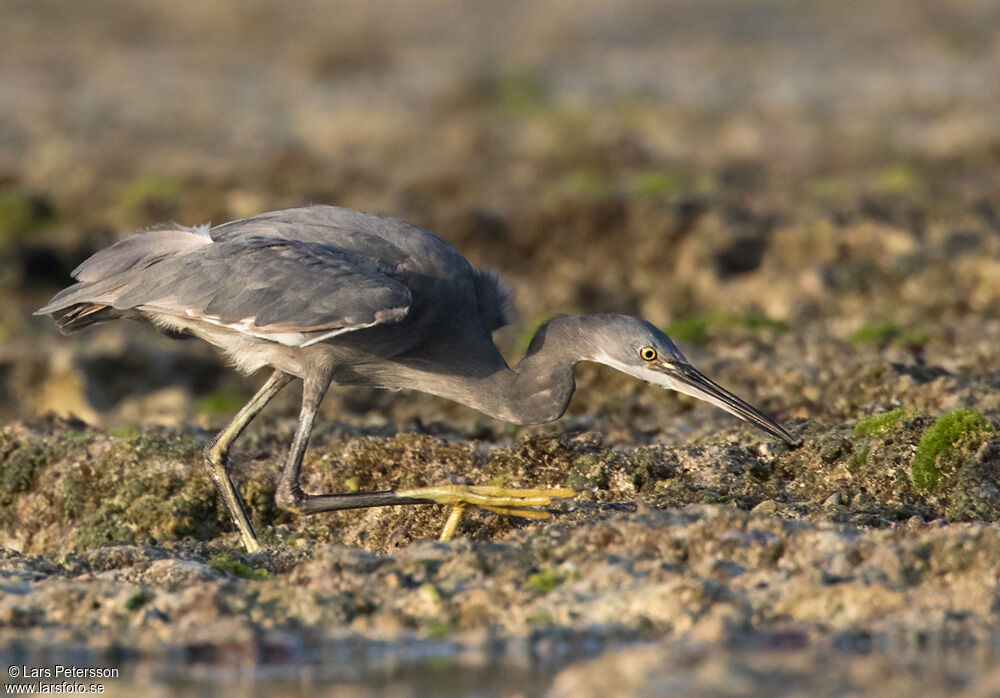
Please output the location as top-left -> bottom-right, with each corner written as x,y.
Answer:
396,485 -> 577,541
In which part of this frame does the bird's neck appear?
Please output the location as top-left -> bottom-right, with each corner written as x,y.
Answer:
386,315 -> 595,425
465,315 -> 593,424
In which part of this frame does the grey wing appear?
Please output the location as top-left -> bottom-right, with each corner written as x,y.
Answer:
215,206 -> 514,334
112,235 -> 411,347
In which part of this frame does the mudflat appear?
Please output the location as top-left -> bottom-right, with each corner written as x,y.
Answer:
1,1 -> 999,695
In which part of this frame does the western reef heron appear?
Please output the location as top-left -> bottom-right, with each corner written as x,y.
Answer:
38,205 -> 800,551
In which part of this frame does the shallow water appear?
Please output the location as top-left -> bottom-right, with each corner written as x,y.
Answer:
4,630 -> 1000,697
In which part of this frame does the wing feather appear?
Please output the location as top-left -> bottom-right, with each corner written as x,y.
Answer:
111,235 -> 411,344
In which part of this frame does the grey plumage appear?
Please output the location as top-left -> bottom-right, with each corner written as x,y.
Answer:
114,236 -> 411,341
38,204 -> 800,552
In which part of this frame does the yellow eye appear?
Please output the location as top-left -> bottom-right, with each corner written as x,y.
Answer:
639,346 -> 657,361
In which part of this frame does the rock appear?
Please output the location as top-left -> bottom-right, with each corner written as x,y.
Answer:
141,559 -> 221,590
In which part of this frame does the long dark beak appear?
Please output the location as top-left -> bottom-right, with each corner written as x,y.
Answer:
656,361 -> 801,446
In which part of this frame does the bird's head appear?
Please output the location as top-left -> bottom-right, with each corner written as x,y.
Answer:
577,315 -> 800,445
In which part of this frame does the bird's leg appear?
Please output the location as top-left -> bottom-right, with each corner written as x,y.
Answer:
272,377 -> 574,540
274,377 -> 427,511
204,369 -> 293,553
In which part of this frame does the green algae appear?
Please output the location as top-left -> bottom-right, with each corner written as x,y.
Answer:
667,311 -> 790,346
546,169 -> 617,202
209,551 -> 272,580
487,473 -> 508,487
423,619 -> 452,638
0,441 -> 48,499
631,170 -> 688,198
0,190 -> 37,243
0,432 -> 93,530
243,476 -> 281,526
849,323 -> 931,348
119,174 -> 183,210
912,410 -> 992,492
68,430 -> 223,550
525,569 -> 569,594
525,610 -> 554,626
124,590 -> 152,610
562,454 -> 606,491
666,316 -> 711,345
195,390 -> 250,418
854,409 -> 909,438
0,188 -> 56,244
873,165 -> 923,195
8,409 -> 1000,558
849,323 -> 899,347
108,427 -> 140,439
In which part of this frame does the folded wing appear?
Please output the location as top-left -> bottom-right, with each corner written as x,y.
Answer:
38,230 -> 412,347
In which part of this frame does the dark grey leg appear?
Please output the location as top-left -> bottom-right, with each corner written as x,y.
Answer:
204,369 -> 293,552
275,376 -> 431,515
273,376 -> 575,541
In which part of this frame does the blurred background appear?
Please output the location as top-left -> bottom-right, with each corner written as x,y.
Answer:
2,0 -> 999,438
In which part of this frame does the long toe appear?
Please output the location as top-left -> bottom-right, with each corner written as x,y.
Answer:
396,485 -> 577,541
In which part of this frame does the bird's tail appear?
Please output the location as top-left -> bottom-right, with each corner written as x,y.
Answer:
47,302 -> 123,334
35,274 -> 131,333
35,222 -> 213,333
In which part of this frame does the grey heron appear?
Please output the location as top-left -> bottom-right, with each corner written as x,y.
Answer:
38,205 -> 800,552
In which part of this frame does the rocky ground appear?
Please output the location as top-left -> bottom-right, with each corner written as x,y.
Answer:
2,1 -> 1000,695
